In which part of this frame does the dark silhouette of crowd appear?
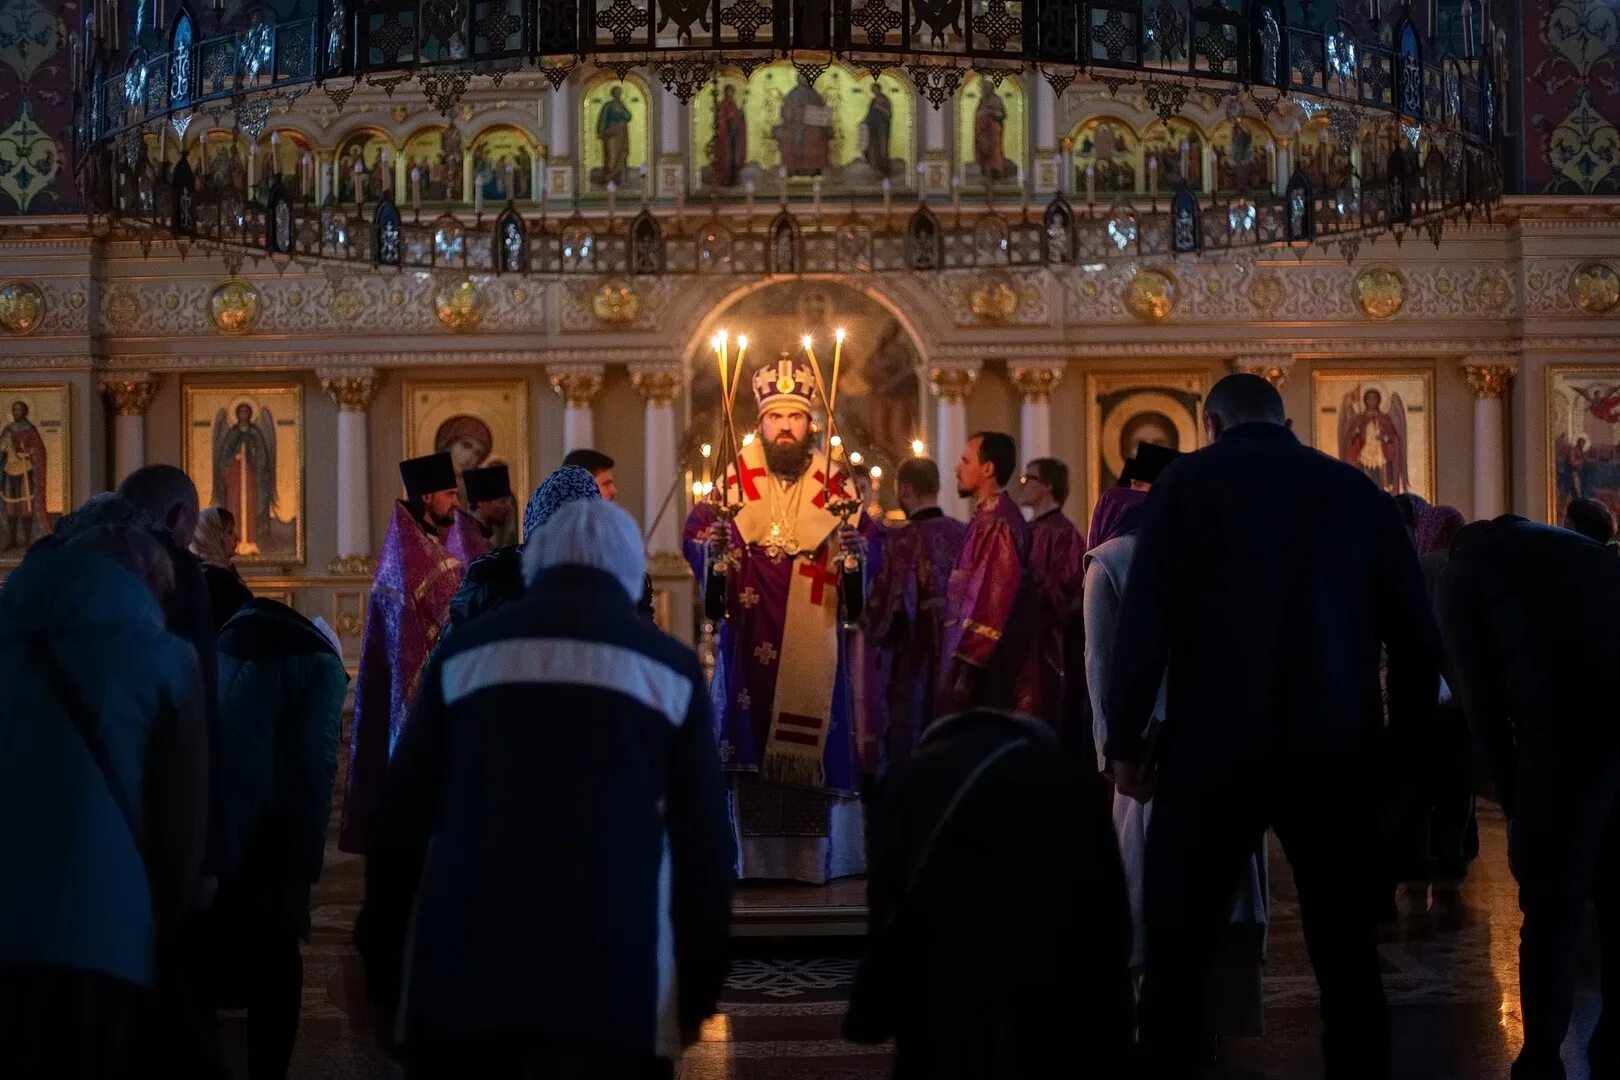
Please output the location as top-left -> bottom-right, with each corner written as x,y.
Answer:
4,378 -> 1619,1080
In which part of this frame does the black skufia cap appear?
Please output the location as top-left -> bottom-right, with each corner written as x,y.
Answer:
1121,442 -> 1182,486
463,463 -> 512,505
399,452 -> 458,499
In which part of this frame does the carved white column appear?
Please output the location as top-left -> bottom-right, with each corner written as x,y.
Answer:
1032,74 -> 1059,194
546,73 -> 576,201
1011,362 -> 1064,461
657,83 -> 686,199
632,365 -> 683,555
930,363 -> 980,519
319,369 -> 380,575
1464,362 -> 1516,522
100,373 -> 157,487
549,365 -> 605,454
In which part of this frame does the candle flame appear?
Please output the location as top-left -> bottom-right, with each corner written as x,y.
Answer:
801,334 -> 813,351
834,327 -> 846,343
870,465 -> 883,479
691,481 -> 704,496
717,328 -> 728,345
911,439 -> 926,456
700,443 -> 712,458
742,432 -> 755,446
737,334 -> 747,350
849,451 -> 862,464
830,435 -> 842,447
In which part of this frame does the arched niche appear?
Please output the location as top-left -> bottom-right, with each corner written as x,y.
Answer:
691,61 -> 915,191
1069,115 -> 1140,199
1297,113 -> 1352,193
684,279 -> 927,484
470,124 -> 539,203
256,127 -> 316,201
581,73 -> 653,193
334,127 -> 397,204
1210,115 -> 1276,194
1142,116 -> 1206,194
958,72 -> 1026,187
399,124 -> 463,203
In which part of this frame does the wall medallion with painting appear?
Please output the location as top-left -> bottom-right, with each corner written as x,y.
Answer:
1311,371 -> 1435,502
0,384 -> 70,561
1083,372 -> 1206,522
1548,366 -> 1620,525
183,382 -> 305,566
403,380 -> 529,548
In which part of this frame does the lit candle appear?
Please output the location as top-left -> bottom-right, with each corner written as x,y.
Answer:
911,438 -> 925,457
1266,140 -> 1278,192
270,130 -> 279,173
352,158 -> 364,205
1086,163 -> 1096,204
1149,155 -> 1158,198
410,166 -> 421,213
830,326 -> 846,414
380,147 -> 391,194
248,141 -> 258,191
1179,139 -> 1189,179
735,333 -> 748,379
301,152 -> 311,196
701,441 -> 712,485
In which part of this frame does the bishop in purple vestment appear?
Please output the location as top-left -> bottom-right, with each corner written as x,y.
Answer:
683,358 -> 872,883
940,432 -> 1034,717
340,453 -> 465,853
1013,456 -> 1086,733
861,457 -> 967,764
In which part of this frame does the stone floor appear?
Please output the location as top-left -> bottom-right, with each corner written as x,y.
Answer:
256,800 -> 1602,1079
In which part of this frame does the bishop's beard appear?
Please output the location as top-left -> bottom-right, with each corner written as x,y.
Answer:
764,432 -> 814,480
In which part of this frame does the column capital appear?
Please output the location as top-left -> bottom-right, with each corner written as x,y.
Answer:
318,368 -> 381,412
929,362 -> 980,404
1230,355 -> 1295,387
100,373 -> 158,416
1009,362 -> 1065,404
631,365 -> 682,407
1462,362 -> 1517,400
548,365 -> 606,407
327,554 -> 378,576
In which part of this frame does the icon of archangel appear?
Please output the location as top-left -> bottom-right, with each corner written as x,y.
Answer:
1338,384 -> 1409,495
213,401 -> 277,555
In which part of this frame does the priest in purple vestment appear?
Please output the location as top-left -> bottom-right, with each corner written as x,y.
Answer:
683,357 -> 872,883
444,463 -> 513,566
939,432 -> 1035,718
1013,456 -> 1086,734
861,457 -> 967,765
340,452 -> 465,853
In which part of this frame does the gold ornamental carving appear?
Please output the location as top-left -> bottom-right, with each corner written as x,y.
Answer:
1353,266 -> 1407,320
1010,365 -> 1064,404
968,276 -> 1021,323
929,365 -> 979,403
100,375 -> 158,417
1230,358 -> 1292,387
1463,364 -> 1516,401
433,278 -> 485,332
0,280 -> 45,335
328,286 -> 366,323
550,370 -> 605,407
1247,272 -> 1286,314
1570,263 -> 1620,315
631,368 -> 682,406
207,280 -> 264,335
591,279 -> 640,324
320,373 -> 381,412
327,554 -> 378,577
1123,269 -> 1178,323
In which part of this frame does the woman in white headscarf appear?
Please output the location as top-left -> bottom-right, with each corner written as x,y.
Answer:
192,506 -> 253,629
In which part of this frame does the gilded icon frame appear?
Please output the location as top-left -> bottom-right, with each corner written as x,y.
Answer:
182,380 -> 307,567
1311,369 -> 1437,504
1546,365 -> 1620,526
402,379 -> 530,545
1083,371 -> 1208,526
0,382 -> 71,565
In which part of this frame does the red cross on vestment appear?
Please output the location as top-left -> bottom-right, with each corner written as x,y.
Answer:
797,557 -> 840,607
810,468 -> 850,509
728,456 -> 769,501
774,712 -> 826,746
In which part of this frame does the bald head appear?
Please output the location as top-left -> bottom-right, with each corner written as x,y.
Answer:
117,464 -> 200,549
1204,373 -> 1286,441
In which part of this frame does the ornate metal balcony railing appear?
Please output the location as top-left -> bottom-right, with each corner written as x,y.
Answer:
75,0 -> 1504,277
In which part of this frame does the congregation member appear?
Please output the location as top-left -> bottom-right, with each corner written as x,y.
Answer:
358,499 -> 731,1079
847,707 -> 1132,1078
1083,444 -> 1268,1049
1013,456 -> 1085,733
683,358 -> 870,882
1438,515 -> 1620,1080
860,457 -> 967,766
1106,373 -> 1440,1079
1564,495 -> 1617,547
0,524 -> 209,1079
191,506 -> 253,630
564,447 -> 619,501
200,597 -> 347,1080
341,452 -> 465,854
443,463 -> 513,565
939,432 -> 1032,717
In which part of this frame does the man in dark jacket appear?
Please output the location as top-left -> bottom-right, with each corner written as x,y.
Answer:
847,709 -> 1131,1078
358,499 -> 732,1078
1437,516 -> 1620,1080
1107,374 -> 1440,1079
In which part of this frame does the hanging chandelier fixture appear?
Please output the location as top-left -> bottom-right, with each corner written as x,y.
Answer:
74,1 -> 1504,277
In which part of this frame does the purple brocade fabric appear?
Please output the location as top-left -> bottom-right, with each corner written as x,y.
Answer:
444,507 -> 493,567
860,512 -> 969,762
1086,487 -> 1150,551
940,492 -> 1036,715
1022,509 -> 1086,731
339,502 -> 464,853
